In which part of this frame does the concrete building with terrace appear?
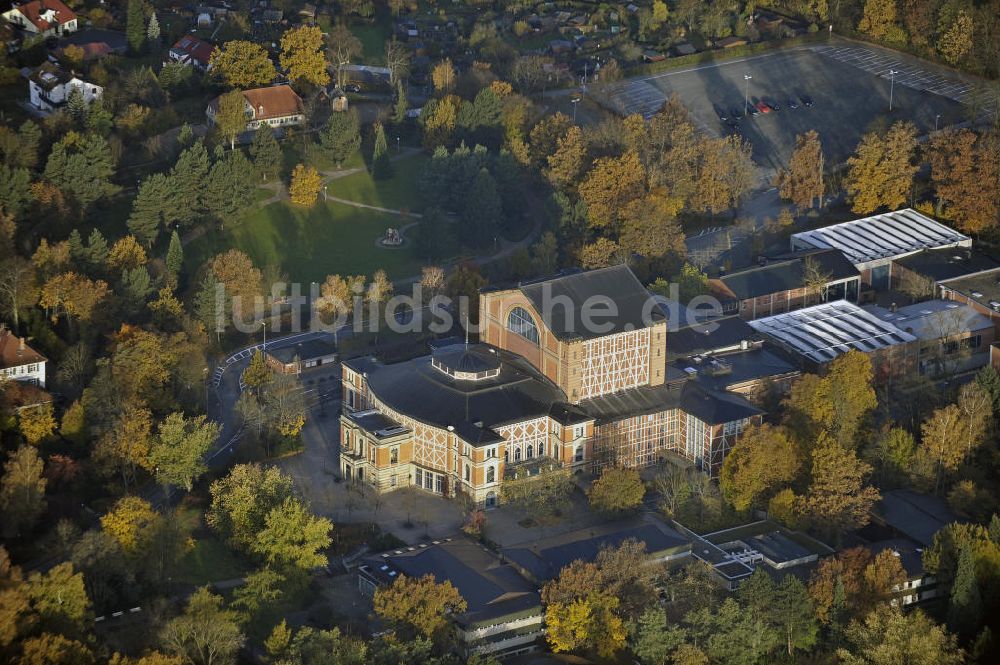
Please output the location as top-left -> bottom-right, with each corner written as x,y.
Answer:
339,266 -> 764,507
790,208 -> 971,292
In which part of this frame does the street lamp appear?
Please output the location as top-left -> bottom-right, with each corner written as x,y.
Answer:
570,97 -> 581,124
396,136 -> 401,152
261,320 -> 267,350
323,185 -> 328,202
935,114 -> 941,131
888,69 -> 898,111
743,74 -> 752,116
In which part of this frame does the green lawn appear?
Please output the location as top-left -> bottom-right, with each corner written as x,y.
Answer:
329,154 -> 427,212
186,199 -> 430,282
178,536 -> 249,586
350,18 -> 393,61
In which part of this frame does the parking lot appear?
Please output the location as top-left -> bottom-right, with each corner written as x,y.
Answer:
601,43 -> 971,172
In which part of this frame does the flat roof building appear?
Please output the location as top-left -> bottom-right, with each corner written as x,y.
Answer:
747,300 -> 917,365
790,209 -> 970,289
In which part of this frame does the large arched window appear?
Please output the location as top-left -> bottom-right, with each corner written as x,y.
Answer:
507,307 -> 539,344
486,466 -> 495,483
514,448 -> 522,462
526,444 -> 534,459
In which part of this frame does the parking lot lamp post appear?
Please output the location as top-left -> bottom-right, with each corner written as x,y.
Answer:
261,320 -> 266,351
743,74 -> 752,116
571,97 -> 581,124
323,185 -> 328,202
935,114 -> 941,131
888,69 -> 898,111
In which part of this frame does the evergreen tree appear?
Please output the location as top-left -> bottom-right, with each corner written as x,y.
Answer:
319,109 -> 360,167
177,123 -> 194,149
461,168 -> 501,249
195,273 -> 226,341
371,122 -> 392,180
43,133 -> 118,213
147,12 -> 160,43
415,207 -> 455,260
66,87 -> 87,123
250,127 -> 282,181
86,228 -> 109,268
126,0 -> 145,54
166,230 -> 184,280
393,80 -> 408,124
67,229 -> 86,266
128,172 -> 173,247
120,265 -> 152,314
18,119 -> 42,170
171,142 -> 211,223
948,545 -> 982,640
205,150 -> 255,226
417,146 -> 451,208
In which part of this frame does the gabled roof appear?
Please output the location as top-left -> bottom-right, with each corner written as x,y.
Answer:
7,0 -> 76,31
510,265 -> 664,341
170,34 -> 215,66
715,248 -> 859,300
210,85 -> 302,120
0,329 -> 46,370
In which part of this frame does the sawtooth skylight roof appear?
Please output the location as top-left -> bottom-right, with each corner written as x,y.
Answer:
747,301 -> 917,364
790,208 -> 970,268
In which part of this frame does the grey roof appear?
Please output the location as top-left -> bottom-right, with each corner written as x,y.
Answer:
938,267 -> 1000,310
864,300 -> 993,342
747,300 -> 917,364
867,538 -> 926,578
718,249 -> 859,300
344,345 -> 587,446
667,316 -> 760,358
790,209 -> 970,267
678,381 -> 764,424
266,337 -> 337,364
501,519 -> 690,582
363,539 -> 541,625
513,265 -> 664,341
893,247 -> 1000,283
689,347 -> 800,392
578,379 -> 761,425
432,344 -> 501,374
876,489 -> 961,547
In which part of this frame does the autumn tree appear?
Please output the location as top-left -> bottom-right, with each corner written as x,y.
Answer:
210,248 -> 262,307
93,402 -> 153,490
529,112 -> 573,169
39,272 -> 110,328
545,125 -> 588,192
150,413 -> 219,492
18,403 -> 56,446
207,463 -> 294,552
0,445 -> 47,537
619,193 -> 686,262
808,547 -> 906,626
100,496 -> 159,553
252,496 -> 332,570
280,25 -> 329,87
289,164 -> 322,207
0,255 -> 37,332
384,38 -> 410,86
720,424 -> 801,512
588,467 -> 645,514
918,404 -> 966,492
846,121 -> 919,214
431,58 -> 456,95
837,606 -> 963,665
858,0 -> 901,42
373,574 -> 467,641
210,41 -> 275,89
578,151 -> 647,229
317,273 -> 365,320
778,130 -> 824,210
690,135 -> 756,215
546,593 -> 627,658
928,128 -> 999,234
107,235 -> 148,272
803,434 -> 881,542
214,91 -> 247,150
160,587 -> 245,665
938,10 -> 973,66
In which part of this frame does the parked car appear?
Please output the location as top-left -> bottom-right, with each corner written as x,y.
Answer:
766,99 -> 780,111
714,104 -> 727,121
344,83 -> 362,93
787,98 -> 799,109
800,94 -> 814,107
755,100 -> 772,114
730,106 -> 744,119
748,104 -> 760,116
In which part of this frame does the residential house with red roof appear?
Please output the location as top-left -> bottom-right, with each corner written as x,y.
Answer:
2,0 -> 77,37
0,327 -> 47,388
206,84 -> 305,131
167,34 -> 215,71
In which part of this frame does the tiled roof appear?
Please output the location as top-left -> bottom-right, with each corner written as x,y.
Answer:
242,85 -> 303,120
0,329 -> 46,370
11,0 -> 76,31
170,35 -> 215,66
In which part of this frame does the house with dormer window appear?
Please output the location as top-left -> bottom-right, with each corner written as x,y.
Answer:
3,0 -> 77,37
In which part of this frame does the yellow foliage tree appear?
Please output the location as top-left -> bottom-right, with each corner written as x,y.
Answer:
279,25 -> 329,86
546,593 -> 627,658
720,424 -> 801,512
845,121 -> 918,214
588,467 -> 645,514
289,164 -> 321,207
107,235 -> 148,272
373,574 -> 467,640
431,58 -> 456,94
209,40 -> 276,89
100,496 -> 160,552
578,151 -> 647,229
39,272 -> 110,325
18,403 -> 56,445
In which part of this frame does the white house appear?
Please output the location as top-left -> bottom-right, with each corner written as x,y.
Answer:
2,0 -> 77,37
0,328 -> 46,388
28,64 -> 101,112
167,34 -> 215,71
